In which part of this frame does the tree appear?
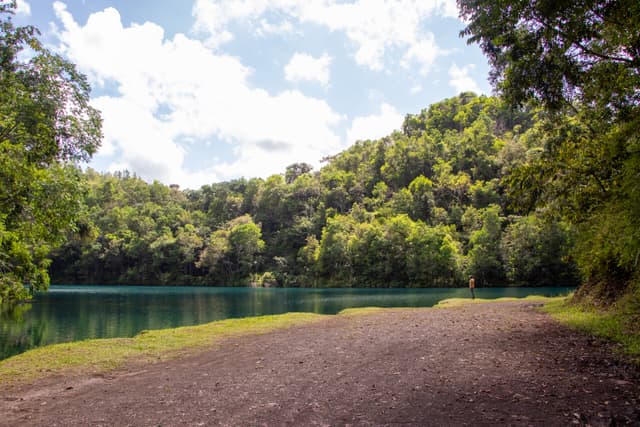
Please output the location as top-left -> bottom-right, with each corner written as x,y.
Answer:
315,214 -> 356,285
459,0 -> 640,114
466,205 -> 505,286
254,174 -> 289,234
285,162 -> 313,184
297,235 -> 320,282
228,219 -> 265,279
197,215 -> 265,284
501,215 -> 579,286
197,228 -> 230,277
408,175 -> 435,222
176,224 -> 204,276
0,2 -> 102,302
406,223 -> 461,287
459,0 -> 640,294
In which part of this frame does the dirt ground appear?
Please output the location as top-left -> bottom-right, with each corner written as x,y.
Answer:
1,301 -> 639,426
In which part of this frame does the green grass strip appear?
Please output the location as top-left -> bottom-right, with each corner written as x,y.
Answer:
438,294 -> 640,362
543,299 -> 640,363
0,312 -> 324,385
434,295 -> 563,308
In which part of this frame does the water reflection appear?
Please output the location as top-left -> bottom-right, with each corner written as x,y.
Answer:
0,303 -> 47,359
0,285 -> 574,360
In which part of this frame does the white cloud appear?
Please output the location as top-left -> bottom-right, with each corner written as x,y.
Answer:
301,0 -> 452,72
257,19 -> 295,37
410,84 -> 423,94
448,63 -> 481,94
53,2 -> 344,188
284,52 -> 332,87
192,0 -> 459,72
401,34 -> 441,75
15,0 -> 31,15
347,103 -> 403,143
191,0 -> 238,48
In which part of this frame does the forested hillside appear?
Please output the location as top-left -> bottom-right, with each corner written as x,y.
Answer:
50,94 -> 580,288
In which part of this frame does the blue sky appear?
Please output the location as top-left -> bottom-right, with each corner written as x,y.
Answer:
15,0 -> 490,189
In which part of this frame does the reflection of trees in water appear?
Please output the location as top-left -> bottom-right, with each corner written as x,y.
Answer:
58,291 -> 237,340
0,303 -> 47,359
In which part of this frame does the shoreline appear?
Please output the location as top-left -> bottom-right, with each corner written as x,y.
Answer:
0,296 -> 561,385
1,298 -> 637,426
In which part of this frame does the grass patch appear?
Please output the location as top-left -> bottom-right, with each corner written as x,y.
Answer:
542,298 -> 640,363
435,295 -> 563,308
0,312 -> 325,385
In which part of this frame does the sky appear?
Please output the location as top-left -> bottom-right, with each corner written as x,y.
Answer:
14,0 -> 491,189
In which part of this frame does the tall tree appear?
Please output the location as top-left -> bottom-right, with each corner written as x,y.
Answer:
459,0 -> 640,113
466,205 -> 505,286
0,2 -> 101,302
459,0 -> 640,293
500,215 -> 579,286
197,215 -> 265,284
285,162 -> 313,184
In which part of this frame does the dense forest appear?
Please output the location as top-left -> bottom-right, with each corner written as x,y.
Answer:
1,0 -> 639,310
459,0 -> 639,309
49,94 -> 579,289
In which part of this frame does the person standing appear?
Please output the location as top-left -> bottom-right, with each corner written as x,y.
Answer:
469,275 -> 475,299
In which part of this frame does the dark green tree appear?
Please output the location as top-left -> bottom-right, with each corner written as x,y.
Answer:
501,215 -> 579,286
466,205 -> 505,286
285,162 -> 313,184
197,215 -> 264,284
459,0 -> 640,113
0,2 -> 101,302
459,0 -> 640,296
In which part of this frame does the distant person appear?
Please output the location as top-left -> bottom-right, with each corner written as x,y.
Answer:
469,275 -> 475,299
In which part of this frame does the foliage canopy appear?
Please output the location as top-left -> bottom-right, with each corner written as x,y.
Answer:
0,2 -> 101,302
459,0 -> 640,296
49,94 -> 579,289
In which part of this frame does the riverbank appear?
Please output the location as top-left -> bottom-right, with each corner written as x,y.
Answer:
1,285 -> 575,361
0,295 -> 555,383
0,312 -> 325,384
1,299 -> 638,426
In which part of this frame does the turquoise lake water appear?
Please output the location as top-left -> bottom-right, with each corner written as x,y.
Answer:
0,285 -> 574,360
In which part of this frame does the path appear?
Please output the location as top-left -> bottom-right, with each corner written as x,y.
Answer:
1,301 -> 638,426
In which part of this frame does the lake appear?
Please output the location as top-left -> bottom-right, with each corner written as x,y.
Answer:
0,285 -> 574,360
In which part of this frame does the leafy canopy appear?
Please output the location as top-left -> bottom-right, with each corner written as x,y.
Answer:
459,0 -> 640,286
459,0 -> 640,115
49,94 -> 579,289
0,1 -> 101,302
